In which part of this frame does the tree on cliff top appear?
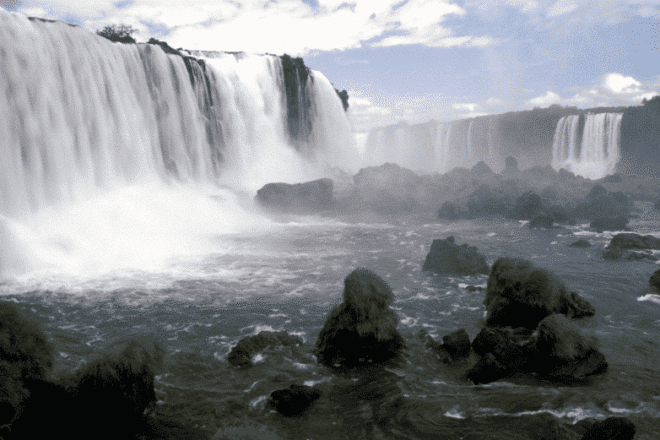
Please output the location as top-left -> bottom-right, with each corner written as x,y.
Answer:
96,24 -> 137,44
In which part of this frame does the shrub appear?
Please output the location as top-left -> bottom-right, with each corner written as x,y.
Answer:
96,24 -> 137,44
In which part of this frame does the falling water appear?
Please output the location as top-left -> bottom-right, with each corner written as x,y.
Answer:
0,11 -> 357,276
551,113 -> 622,179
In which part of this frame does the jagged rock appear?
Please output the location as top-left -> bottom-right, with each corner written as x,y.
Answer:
442,329 -> 471,360
255,178 -> 334,212
532,314 -> 607,381
422,236 -> 489,276
484,258 -> 594,329
581,417 -> 636,440
569,239 -> 592,248
0,301 -> 54,427
228,331 -> 303,368
529,214 -> 554,229
590,215 -> 628,232
269,384 -> 321,416
608,233 -> 660,250
315,268 -> 404,367
650,268 -> 660,289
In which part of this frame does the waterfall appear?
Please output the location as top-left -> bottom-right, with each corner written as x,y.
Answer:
551,113 -> 622,179
0,10 -> 357,276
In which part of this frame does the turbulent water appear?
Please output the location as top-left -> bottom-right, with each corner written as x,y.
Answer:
1,9 -> 659,440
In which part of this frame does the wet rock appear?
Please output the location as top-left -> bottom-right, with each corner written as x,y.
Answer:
532,314 -> 607,381
485,258 -> 595,329
529,214 -> 554,229
437,201 -> 467,220
315,268 -> 405,367
569,239 -> 592,248
269,384 -> 321,416
650,268 -> 660,289
586,184 -> 607,201
508,191 -> 547,220
255,178 -> 334,213
0,301 -> 54,427
467,353 -> 509,384
422,236 -> 490,276
352,163 -> 423,213
502,156 -> 519,175
442,329 -> 471,360
581,417 -> 636,440
573,192 -> 629,221
471,161 -> 494,176
601,173 -> 622,183
655,199 -> 660,210
228,331 -> 303,368
466,184 -> 513,217
603,246 -> 624,260
589,215 -> 628,232
465,285 -> 484,292
66,339 -> 165,437
467,327 -> 534,383
626,251 -> 656,261
608,233 -> 660,250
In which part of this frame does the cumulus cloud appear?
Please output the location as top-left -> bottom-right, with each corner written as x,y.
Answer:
547,0 -> 578,17
13,0 -> 493,55
527,91 -> 561,107
602,73 -> 643,94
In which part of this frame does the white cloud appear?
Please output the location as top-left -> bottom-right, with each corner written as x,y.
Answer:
547,0 -> 578,17
452,102 -> 479,112
527,91 -> 561,107
602,73 -> 642,94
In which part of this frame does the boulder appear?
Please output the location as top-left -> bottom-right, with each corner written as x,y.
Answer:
352,163 -> 422,213
437,201 -> 468,220
422,236 -> 490,276
572,192 -> 629,221
442,329 -> 471,360
626,251 -> 656,261
589,215 -> 628,232
255,178 -> 334,212
468,327 -> 534,383
269,384 -> 321,416
502,156 -> 519,174
67,339 -> 165,436
466,184 -> 513,217
0,301 -> 54,426
586,184 -> 607,201
508,191 -> 548,220
315,268 -> 405,367
228,331 -> 303,368
532,314 -> 607,381
581,417 -> 636,440
484,258 -> 594,329
569,239 -> 592,248
650,268 -> 660,290
471,161 -> 495,176
607,233 -> 660,250
529,215 -> 554,229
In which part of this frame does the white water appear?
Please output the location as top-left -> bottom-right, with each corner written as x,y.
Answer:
0,11 -> 357,277
551,113 -> 622,180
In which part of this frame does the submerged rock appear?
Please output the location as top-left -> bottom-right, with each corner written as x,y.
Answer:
228,331 -> 303,368
315,268 -> 405,367
255,178 -> 334,213
569,239 -> 592,248
422,236 -> 490,276
484,258 -> 594,329
269,384 -> 321,416
581,417 -> 636,440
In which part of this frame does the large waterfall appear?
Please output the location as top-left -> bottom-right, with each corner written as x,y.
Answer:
551,113 -> 622,180
0,11 -> 357,276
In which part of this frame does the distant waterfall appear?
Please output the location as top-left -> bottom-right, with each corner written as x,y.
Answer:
551,113 -> 622,179
0,10 -> 357,276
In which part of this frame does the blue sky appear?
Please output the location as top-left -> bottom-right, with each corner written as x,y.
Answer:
2,0 -> 660,133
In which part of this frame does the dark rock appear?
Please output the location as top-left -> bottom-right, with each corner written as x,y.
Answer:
626,251 -> 656,261
471,161 -> 494,175
601,173 -> 622,183
67,339 -> 165,435
532,314 -> 607,381
467,352 -> 508,384
228,331 -> 303,368
334,88 -> 349,111
569,239 -> 592,248
442,329 -> 471,360
603,246 -> 624,260
589,215 -> 628,232
508,191 -> 548,220
484,258 -> 594,329
269,384 -> 321,416
437,201 -> 467,220
0,301 -> 53,426
280,54 -> 312,145
529,215 -> 554,229
655,199 -> 660,210
581,417 -> 636,440
315,268 -> 405,367
255,178 -> 334,212
470,327 -> 533,379
573,192 -> 629,221
547,204 -> 574,224
422,236 -> 489,276
650,268 -> 660,289
586,184 -> 608,201
503,156 -> 519,174
466,184 -> 515,217
465,285 -> 484,292
608,233 -> 660,250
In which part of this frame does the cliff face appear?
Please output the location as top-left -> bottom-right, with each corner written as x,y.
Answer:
619,96 -> 660,176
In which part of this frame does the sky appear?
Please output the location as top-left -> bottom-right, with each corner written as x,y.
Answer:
2,0 -> 660,133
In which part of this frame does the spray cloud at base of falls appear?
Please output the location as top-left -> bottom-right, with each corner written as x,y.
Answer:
0,10 -> 358,277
